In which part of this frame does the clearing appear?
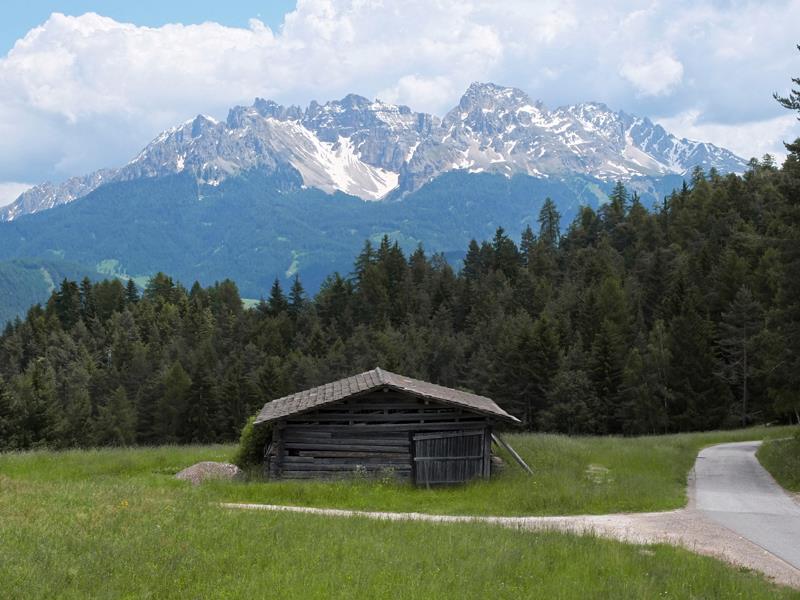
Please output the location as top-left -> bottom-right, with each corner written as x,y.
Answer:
1,426 -> 798,598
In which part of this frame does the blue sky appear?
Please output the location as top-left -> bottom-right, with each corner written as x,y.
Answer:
0,1 -> 296,53
0,0 -> 798,205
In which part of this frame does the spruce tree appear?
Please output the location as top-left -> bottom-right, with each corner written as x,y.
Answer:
155,361 -> 192,443
267,278 -> 289,315
93,386 -> 137,446
538,198 -> 561,248
716,287 -> 763,427
0,376 -> 17,451
125,278 -> 139,305
520,225 -> 536,267
288,276 -> 306,317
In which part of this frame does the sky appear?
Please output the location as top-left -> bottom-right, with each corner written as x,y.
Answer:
0,0 -> 798,206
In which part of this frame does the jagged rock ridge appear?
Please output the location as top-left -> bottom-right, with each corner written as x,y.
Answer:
1,83 -> 747,221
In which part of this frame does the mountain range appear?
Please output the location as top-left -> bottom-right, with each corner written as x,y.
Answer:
1,82 -> 746,222
0,82 -> 749,323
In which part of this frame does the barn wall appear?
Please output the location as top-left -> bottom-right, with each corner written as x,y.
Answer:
267,391 -> 491,481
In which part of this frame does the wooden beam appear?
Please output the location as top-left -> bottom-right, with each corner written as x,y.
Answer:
483,427 -> 491,479
412,430 -> 483,441
412,456 -> 484,461
491,433 -> 533,475
270,425 -> 284,478
283,442 -> 409,453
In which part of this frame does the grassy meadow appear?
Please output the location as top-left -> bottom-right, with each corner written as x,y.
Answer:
1,426 -> 799,598
211,425 -> 799,516
758,433 -> 800,493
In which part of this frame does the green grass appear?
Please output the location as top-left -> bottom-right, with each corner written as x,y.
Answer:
758,433 -> 800,493
207,425 -> 799,517
1,442 -> 798,599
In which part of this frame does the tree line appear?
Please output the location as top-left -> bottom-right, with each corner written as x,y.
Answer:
1,142 -> 799,450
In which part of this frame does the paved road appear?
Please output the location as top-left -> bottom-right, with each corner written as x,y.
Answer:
693,440 -> 800,569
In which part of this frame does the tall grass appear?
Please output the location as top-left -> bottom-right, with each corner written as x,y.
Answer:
201,425 -> 799,516
758,434 -> 800,492
0,465 -> 797,598
2,427 -> 799,597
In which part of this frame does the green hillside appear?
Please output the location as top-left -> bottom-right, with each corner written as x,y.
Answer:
0,258 -> 97,324
0,169 -> 684,322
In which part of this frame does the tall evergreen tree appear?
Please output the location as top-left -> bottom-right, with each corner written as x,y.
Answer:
125,278 -> 139,305
93,386 -> 137,446
288,276 -> 307,317
267,278 -> 289,315
537,197 -> 561,248
716,287 -> 763,427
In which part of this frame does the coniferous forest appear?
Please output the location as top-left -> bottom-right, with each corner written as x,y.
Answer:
1,147 -> 799,449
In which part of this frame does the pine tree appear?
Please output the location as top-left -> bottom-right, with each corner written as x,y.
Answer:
539,343 -> 598,434
620,321 -> 672,434
0,376 -> 17,451
154,361 -> 192,443
93,386 -> 137,446
79,277 -> 96,321
462,240 -> 483,281
353,240 -> 375,284
14,359 -> 59,448
52,279 -> 82,330
590,319 -> 625,433
491,227 -> 521,281
520,225 -> 536,267
606,180 -> 629,223
144,272 -> 176,304
716,287 -> 763,427
267,278 -> 289,315
288,276 -> 306,317
538,198 -> 561,249
125,278 -> 139,305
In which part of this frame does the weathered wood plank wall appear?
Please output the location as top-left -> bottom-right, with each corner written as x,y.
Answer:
266,391 -> 493,483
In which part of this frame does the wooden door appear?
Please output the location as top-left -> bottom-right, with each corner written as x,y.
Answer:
412,429 -> 489,486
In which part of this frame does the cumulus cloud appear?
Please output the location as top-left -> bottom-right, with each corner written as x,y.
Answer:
620,52 -> 684,97
0,0 -> 798,189
0,183 -> 33,207
656,110 -> 799,161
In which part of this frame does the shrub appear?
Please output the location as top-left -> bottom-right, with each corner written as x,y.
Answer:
232,416 -> 272,469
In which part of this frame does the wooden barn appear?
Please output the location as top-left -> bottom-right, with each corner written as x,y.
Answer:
254,367 -> 523,486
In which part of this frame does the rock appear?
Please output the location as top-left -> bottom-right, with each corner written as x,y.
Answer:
491,455 -> 506,474
175,461 -> 243,485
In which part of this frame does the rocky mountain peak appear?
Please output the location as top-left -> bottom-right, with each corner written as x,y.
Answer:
0,82 -> 750,222
458,82 -> 535,111
252,98 -> 303,121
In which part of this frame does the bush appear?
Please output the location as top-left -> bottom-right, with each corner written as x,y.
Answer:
232,416 -> 272,469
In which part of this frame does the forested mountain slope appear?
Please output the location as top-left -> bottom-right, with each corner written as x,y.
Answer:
1,152 -> 798,448
0,169 -> 684,323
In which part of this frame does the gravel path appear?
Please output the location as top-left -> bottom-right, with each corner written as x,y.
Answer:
222,440 -> 800,589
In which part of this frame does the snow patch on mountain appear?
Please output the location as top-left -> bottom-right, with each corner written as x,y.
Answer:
1,83 -> 749,221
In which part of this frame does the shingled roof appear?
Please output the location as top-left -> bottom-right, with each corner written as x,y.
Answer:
254,367 -> 520,425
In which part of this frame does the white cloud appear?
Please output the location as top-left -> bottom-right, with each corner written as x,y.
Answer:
656,110 -> 800,162
377,75 -> 458,111
0,182 -> 33,207
620,52 -> 684,97
0,1 -> 798,185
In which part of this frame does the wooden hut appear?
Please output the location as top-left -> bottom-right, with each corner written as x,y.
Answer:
254,367 -> 521,486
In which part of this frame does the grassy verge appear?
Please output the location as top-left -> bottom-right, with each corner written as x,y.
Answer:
0,446 -> 797,599
758,434 -> 800,493
210,425 -> 799,516
1,426 -> 796,519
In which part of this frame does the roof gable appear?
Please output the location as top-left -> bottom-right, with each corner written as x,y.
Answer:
254,367 -> 520,425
